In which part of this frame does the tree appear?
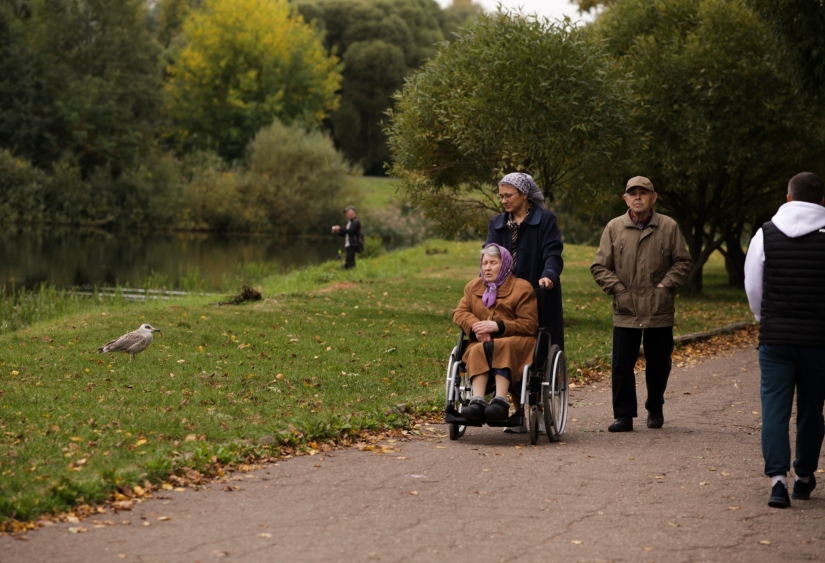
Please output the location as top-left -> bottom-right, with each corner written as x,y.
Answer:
751,0 -> 825,98
12,0 -> 163,176
385,9 -> 635,237
295,0 -> 467,175
594,0 -> 821,292
165,0 -> 342,161
0,2 -> 49,165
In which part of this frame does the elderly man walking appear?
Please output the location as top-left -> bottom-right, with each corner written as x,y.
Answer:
744,172 -> 825,508
591,177 -> 692,432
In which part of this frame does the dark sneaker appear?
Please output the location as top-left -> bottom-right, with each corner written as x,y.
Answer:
768,481 -> 791,508
484,396 -> 510,421
461,397 -> 487,422
646,411 -> 664,429
608,416 -> 633,432
792,475 -> 817,500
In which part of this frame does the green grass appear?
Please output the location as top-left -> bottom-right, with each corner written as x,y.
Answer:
0,241 -> 751,525
355,176 -> 399,210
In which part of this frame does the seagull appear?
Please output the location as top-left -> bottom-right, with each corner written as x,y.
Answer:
97,324 -> 161,361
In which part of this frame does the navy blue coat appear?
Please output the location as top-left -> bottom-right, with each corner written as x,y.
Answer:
485,206 -> 565,350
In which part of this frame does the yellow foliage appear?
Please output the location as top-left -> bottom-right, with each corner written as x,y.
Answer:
166,0 -> 342,159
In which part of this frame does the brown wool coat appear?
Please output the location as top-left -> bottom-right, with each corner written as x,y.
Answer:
452,275 -> 538,381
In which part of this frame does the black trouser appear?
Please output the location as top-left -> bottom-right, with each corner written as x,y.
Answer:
344,246 -> 357,269
611,326 -> 673,418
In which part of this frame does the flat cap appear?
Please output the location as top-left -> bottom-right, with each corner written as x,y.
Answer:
625,176 -> 655,192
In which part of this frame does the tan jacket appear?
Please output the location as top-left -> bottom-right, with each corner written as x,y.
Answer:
452,275 -> 538,380
591,210 -> 693,329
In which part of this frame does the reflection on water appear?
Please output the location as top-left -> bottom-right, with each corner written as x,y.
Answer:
0,228 -> 343,290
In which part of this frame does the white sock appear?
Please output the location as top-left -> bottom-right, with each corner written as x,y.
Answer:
795,474 -> 811,483
771,475 -> 787,487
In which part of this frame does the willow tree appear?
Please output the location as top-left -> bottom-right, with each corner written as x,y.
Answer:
594,0 -> 820,292
385,10 -> 635,237
165,0 -> 342,161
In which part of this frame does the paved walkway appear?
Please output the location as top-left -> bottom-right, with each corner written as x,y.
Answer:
4,344 -> 824,562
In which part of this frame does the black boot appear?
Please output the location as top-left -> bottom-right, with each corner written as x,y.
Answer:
461,396 -> 487,422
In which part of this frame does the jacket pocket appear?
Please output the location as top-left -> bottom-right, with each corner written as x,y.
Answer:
613,288 -> 636,316
652,286 -> 674,315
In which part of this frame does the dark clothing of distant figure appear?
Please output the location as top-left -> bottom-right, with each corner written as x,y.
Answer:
591,209 -> 692,419
337,217 -> 361,269
485,206 -> 565,351
744,200 -> 825,479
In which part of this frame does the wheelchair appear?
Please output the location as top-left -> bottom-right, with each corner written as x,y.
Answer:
444,326 -> 569,445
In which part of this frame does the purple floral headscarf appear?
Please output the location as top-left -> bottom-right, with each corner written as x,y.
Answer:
499,172 -> 546,209
480,243 -> 513,307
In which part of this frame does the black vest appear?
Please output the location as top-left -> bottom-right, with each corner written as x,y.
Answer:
759,221 -> 825,347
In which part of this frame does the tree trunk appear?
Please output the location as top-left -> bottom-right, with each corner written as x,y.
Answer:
687,261 -> 703,294
723,233 -> 746,288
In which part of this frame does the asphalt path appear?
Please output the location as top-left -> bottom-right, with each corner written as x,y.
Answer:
4,343 -> 824,562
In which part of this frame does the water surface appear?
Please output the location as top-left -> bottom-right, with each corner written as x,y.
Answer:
0,229 -> 343,290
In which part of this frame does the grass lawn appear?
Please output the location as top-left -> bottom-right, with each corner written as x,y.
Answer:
0,240 -> 752,526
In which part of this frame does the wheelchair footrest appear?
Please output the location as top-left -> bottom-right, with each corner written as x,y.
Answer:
444,408 -> 524,428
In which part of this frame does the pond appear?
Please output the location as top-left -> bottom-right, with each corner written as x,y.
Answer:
0,228 -> 344,291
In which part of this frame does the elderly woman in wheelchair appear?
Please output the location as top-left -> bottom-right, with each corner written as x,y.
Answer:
447,243 -> 569,444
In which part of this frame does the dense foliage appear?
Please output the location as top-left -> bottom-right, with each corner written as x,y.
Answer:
594,0 -> 822,291
294,0 -> 479,175
165,0 -> 342,161
386,9 -> 635,238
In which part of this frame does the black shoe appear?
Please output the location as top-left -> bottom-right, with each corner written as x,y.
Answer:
768,481 -> 791,508
646,411 -> 664,429
608,416 -> 633,432
461,397 -> 487,422
484,396 -> 510,421
792,475 -> 817,500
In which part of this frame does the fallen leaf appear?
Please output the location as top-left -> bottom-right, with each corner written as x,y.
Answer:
571,540 -> 583,545
668,522 -> 679,527
258,533 -> 272,538
727,506 -> 740,511
700,482 -> 708,486
143,522 -> 151,527
436,446 -> 446,449
759,540 -> 770,545
157,516 -> 171,521
409,491 -> 418,496
68,527 -> 87,533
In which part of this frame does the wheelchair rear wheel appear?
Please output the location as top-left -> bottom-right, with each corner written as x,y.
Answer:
542,344 -> 569,442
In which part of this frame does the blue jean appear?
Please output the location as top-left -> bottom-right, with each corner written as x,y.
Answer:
759,344 -> 825,477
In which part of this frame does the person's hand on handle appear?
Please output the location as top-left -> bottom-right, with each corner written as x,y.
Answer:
539,277 -> 554,290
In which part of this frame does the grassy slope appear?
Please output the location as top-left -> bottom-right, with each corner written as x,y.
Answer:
0,240 -> 751,524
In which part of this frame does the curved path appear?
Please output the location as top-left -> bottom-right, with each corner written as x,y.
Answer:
4,344 -> 824,562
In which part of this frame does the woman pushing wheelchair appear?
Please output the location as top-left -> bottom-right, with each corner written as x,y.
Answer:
452,243 -> 538,423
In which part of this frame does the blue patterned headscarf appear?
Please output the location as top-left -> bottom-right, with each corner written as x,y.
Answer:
499,172 -> 546,209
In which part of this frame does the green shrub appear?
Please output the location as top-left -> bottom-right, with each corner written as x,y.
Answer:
0,150 -> 49,224
244,119 -> 361,235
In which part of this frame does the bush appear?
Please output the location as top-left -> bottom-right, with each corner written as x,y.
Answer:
0,150 -> 49,224
244,120 -> 360,235
363,200 -> 432,246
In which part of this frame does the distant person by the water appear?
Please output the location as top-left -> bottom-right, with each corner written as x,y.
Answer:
332,206 -> 362,269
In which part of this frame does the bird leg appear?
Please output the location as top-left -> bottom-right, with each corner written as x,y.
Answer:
129,353 -> 134,362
